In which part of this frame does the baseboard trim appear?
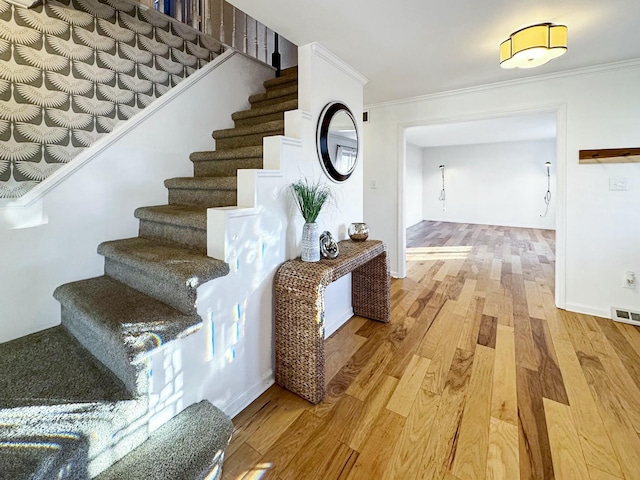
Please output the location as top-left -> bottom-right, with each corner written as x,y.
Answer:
223,371 -> 274,419
564,302 -> 610,320
325,308 -> 355,339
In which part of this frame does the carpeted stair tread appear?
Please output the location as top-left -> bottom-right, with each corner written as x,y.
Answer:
0,326 -> 129,409
135,205 -> 207,230
135,205 -> 208,252
190,157 -> 263,178
54,275 -> 204,364
96,400 -> 233,480
164,176 -> 237,190
248,83 -> 297,104
98,237 -> 228,292
190,145 -> 263,162
231,99 -> 298,121
164,175 -> 236,207
0,432 -> 89,480
280,66 -> 298,76
263,72 -> 298,89
212,119 -> 284,139
249,92 -> 298,109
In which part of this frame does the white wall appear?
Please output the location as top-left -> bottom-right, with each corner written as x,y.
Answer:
421,140 -> 556,229
147,42 -> 367,421
405,142 -> 423,227
364,62 -> 640,317
0,52 -> 274,344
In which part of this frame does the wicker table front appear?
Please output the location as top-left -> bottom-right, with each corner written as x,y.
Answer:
274,240 -> 391,404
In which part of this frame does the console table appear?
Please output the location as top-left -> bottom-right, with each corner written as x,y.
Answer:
274,240 -> 391,404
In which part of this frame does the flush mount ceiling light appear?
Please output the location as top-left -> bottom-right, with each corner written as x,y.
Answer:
500,23 -> 567,69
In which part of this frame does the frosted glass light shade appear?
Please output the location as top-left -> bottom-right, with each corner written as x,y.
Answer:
500,24 -> 567,69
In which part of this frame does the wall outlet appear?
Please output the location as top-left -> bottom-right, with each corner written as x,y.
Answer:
624,271 -> 636,289
610,177 -> 629,191
370,180 -> 377,189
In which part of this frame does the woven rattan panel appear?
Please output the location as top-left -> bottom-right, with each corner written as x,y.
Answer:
274,240 -> 391,404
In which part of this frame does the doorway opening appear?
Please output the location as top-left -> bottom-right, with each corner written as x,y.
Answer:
398,108 -> 564,307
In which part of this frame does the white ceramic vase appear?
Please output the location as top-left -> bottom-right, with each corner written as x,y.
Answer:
301,222 -> 320,262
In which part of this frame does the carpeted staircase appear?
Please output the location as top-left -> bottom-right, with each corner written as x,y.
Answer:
0,66 -> 298,479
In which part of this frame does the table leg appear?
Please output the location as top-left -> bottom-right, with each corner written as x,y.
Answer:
352,252 -> 391,323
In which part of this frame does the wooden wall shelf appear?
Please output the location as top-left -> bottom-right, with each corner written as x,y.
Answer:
579,148 -> 640,164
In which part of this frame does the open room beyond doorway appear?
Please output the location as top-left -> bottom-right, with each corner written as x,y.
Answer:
400,109 -> 564,306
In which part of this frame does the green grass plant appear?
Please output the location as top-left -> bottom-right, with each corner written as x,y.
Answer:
290,179 -> 333,223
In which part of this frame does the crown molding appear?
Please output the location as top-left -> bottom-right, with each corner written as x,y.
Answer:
309,42 -> 369,86
366,58 -> 640,109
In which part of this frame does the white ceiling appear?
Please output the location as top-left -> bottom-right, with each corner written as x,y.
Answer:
228,0 -> 640,104
405,111 -> 557,148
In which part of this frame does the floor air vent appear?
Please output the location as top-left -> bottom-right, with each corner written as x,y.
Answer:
611,307 -> 640,326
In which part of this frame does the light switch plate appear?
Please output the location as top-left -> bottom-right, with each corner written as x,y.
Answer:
609,177 -> 629,191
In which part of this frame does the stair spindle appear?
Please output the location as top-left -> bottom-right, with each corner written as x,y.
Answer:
231,7 -> 236,48
263,25 -> 267,62
243,13 -> 248,53
219,0 -> 224,43
254,18 -> 258,57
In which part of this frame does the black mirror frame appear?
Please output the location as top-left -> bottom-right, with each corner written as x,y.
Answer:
316,101 -> 359,183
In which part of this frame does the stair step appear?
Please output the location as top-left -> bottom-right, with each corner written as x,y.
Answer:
261,81 -> 299,100
280,65 -> 298,76
97,237 -> 228,315
190,145 -> 263,162
232,99 -> 297,121
263,72 -> 298,89
96,400 -> 233,480
191,155 -> 263,177
213,120 -> 284,149
212,119 -> 284,139
136,204 -> 207,253
165,176 -> 237,208
0,326 -> 129,409
54,274 -> 205,393
251,92 -> 297,109
0,431 -> 89,480
0,396 -> 149,478
248,83 -> 297,104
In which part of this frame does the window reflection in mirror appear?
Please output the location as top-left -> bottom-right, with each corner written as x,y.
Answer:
317,102 -> 358,182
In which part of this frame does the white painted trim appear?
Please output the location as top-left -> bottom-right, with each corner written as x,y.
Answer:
223,372 -> 274,419
391,270 -> 400,278
0,50 -> 264,211
396,103 -> 567,309
554,105 -> 568,310
366,58 -> 640,110
325,307 -> 355,339
309,43 -> 369,86
564,303 -> 610,320
396,125 -> 407,279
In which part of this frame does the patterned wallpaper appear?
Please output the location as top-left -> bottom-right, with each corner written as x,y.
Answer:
0,0 -> 224,198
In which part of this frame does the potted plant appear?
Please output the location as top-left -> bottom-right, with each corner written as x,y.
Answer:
290,179 -> 332,262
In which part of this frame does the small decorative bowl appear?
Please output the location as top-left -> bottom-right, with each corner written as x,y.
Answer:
348,222 -> 369,241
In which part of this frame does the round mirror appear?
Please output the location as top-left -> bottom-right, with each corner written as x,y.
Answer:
317,102 -> 359,183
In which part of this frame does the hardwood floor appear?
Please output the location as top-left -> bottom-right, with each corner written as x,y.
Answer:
223,221 -> 640,480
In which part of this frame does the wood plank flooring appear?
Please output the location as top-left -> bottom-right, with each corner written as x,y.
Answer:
223,221 -> 640,480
